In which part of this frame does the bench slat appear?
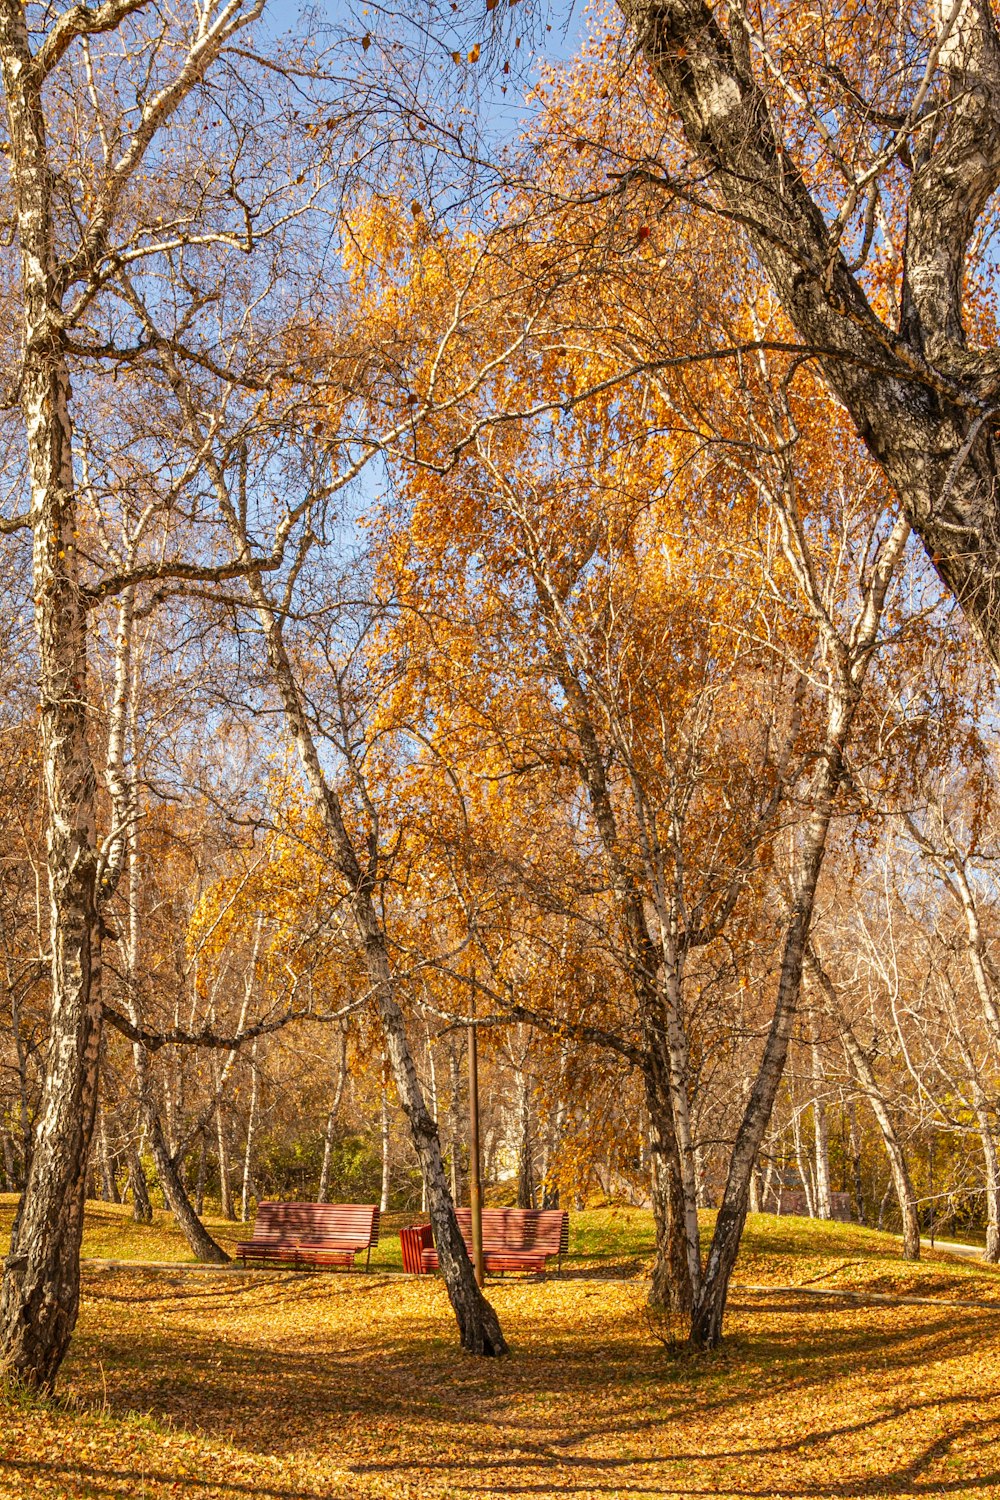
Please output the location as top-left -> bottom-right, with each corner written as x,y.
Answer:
408,1208 -> 569,1277
236,1202 -> 380,1271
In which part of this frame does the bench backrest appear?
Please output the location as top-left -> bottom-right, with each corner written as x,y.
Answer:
454,1207 -> 568,1256
250,1202 -> 380,1248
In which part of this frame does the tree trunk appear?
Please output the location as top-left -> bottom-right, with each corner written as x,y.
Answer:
949,1024 -> 1000,1263
516,1062 -> 535,1210
620,0 -> 1000,666
972,1095 -> 1000,1264
847,1100 -> 865,1225
194,1130 -> 208,1217
812,1040 -> 832,1220
317,1025 -> 348,1204
760,1152 -> 775,1215
219,538 -> 507,1354
0,1134 -> 14,1192
241,1039 -> 260,1225
644,1064 -> 693,1313
124,811 -> 226,1263
812,960 -> 920,1259
539,619 -> 699,1313
687,502 -> 909,1347
421,1022 -> 438,1214
791,1106 -> 816,1219
10,984 -> 35,1183
148,1113 -> 228,1264
379,1057 -> 391,1214
98,1110 -> 120,1205
842,1038 -> 920,1258
128,1140 -> 153,1225
656,965 -> 703,1289
448,1037 -> 464,1205
689,702 -> 852,1348
0,0 -> 104,1390
216,1097 -> 234,1220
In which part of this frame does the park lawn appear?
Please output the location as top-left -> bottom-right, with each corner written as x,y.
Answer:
4,1192 -> 998,1297
6,1193 -> 1000,1298
0,1209 -> 1000,1497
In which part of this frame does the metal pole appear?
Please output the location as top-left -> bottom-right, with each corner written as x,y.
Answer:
468,987 -> 485,1288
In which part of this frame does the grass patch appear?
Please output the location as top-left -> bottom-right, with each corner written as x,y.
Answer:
1,1205 -> 1000,1496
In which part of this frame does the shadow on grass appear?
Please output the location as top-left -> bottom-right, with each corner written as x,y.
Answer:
0,1451 -> 334,1500
54,1269 -> 1000,1499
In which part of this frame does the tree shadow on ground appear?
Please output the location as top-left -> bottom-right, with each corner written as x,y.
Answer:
53,1269 -> 1000,1499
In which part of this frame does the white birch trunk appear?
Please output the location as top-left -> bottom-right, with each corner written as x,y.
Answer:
241,1039 -> 260,1224
0,0 -> 103,1386
812,1038 -> 832,1220
791,1107 -> 816,1218
317,1025 -> 348,1205
379,1053 -> 391,1214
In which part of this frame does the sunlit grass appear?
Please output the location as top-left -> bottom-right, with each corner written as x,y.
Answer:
3,1193 -> 997,1298
2,1214 -> 1000,1497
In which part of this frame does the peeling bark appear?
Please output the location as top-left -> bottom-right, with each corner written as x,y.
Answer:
0,0 -> 104,1390
620,0 -> 1000,662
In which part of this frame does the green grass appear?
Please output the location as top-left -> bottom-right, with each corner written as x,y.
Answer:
3,1193 -> 997,1300
5,1195 -> 657,1274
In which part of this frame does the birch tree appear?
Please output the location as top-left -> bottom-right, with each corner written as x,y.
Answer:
0,0 -> 307,1388
617,0 -> 1000,662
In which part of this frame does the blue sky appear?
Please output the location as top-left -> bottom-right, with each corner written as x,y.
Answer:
263,0 -> 589,76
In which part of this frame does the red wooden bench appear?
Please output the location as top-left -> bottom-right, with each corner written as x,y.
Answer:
235,1202 -> 380,1270
400,1207 -> 568,1277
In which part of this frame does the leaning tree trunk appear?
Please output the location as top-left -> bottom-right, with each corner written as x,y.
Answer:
620,0 -> 1000,667
687,503 -> 909,1347
850,1074 -> 920,1261
0,0 -> 105,1390
124,803 -> 227,1263
221,538 -> 507,1355
147,1112 -> 228,1264
689,697 -> 853,1348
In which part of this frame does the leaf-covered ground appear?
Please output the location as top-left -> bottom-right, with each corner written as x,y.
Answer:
2,1200 -> 1000,1498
